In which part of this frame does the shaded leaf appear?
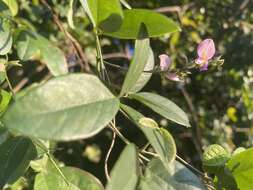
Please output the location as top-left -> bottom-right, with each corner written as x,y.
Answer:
103,9 -> 180,39
139,159 -> 206,190
34,166 -> 104,190
3,74 -> 120,141
16,31 -> 68,76
0,136 -> 37,188
130,92 -> 190,127
106,143 -> 139,190
120,105 -> 176,167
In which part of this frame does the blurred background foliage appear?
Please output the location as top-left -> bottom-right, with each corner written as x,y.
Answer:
3,0 -> 253,187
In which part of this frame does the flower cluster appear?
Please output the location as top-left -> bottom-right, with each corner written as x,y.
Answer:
159,38 -> 220,82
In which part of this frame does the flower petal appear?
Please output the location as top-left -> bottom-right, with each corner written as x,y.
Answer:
159,54 -> 171,71
199,63 -> 209,71
166,72 -> 182,82
197,39 -> 215,60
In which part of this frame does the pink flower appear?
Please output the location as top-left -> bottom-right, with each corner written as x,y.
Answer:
159,54 -> 183,82
196,39 -> 215,71
159,54 -> 171,71
166,73 -> 182,82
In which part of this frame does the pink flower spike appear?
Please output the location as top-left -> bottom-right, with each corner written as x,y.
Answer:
166,72 -> 182,82
159,54 -> 171,71
197,39 -> 215,61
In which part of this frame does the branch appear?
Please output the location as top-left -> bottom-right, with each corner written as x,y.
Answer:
40,0 -> 91,72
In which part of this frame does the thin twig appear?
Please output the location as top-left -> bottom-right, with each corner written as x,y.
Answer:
180,85 -> 203,155
109,122 -> 130,145
120,0 -> 132,9
40,0 -> 90,72
105,130 -> 116,181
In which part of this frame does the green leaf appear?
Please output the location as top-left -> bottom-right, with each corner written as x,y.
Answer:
16,31 -> 40,61
0,127 -> 9,145
129,48 -> 154,93
120,39 -> 150,96
38,35 -> 68,76
67,0 -> 76,29
0,89 -> 11,114
0,136 -> 37,188
226,147 -> 253,190
0,19 -> 12,55
203,144 -> 230,174
232,147 -> 246,156
120,105 -> 176,167
2,0 -> 18,16
0,1 -> 11,16
130,92 -> 190,127
139,159 -> 206,190
2,74 -> 120,141
34,166 -> 104,190
16,31 -> 68,76
106,143 -> 139,190
80,0 -> 123,32
103,9 -> 180,39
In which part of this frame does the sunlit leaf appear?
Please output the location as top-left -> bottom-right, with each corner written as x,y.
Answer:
130,92 -> 190,127
120,39 -> 150,96
2,0 -> 18,16
0,19 -> 12,55
2,74 -> 120,141
80,0 -> 123,32
129,48 -> 154,93
226,147 -> 253,190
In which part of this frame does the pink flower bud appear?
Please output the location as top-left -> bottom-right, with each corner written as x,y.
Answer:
159,54 -> 171,71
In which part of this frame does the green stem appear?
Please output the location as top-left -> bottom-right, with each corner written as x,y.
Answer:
95,30 -> 105,80
33,139 -> 71,189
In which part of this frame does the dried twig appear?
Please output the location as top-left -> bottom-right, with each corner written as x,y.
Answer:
180,85 -> 203,156
40,0 -> 90,72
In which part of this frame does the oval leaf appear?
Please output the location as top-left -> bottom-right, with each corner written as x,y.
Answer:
0,136 -> 37,188
106,143 -> 139,190
16,31 -> 68,76
203,144 -> 230,168
129,92 -> 190,127
34,166 -> 104,190
2,74 -> 120,141
103,9 -> 180,39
